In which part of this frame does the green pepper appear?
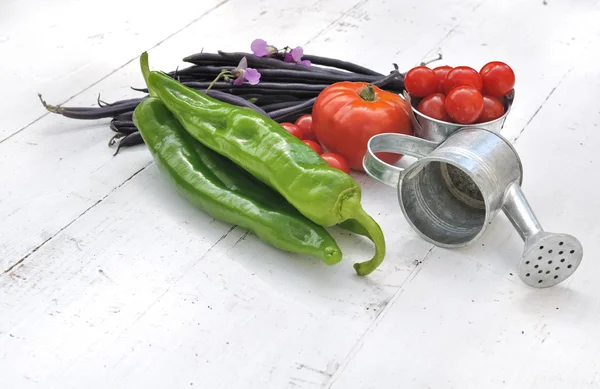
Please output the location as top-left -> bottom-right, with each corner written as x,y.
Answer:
132,96 -> 343,265
140,52 -> 385,276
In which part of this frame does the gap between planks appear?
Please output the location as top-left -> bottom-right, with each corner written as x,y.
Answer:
1,162 -> 151,277
325,245 -> 436,388
303,0 -> 369,46
421,0 -> 486,62
511,66 -> 574,144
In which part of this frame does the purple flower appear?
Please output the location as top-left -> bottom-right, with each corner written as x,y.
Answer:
242,68 -> 261,85
250,39 -> 310,66
290,46 -> 303,62
231,57 -> 261,85
251,38 -> 278,57
283,46 -> 311,67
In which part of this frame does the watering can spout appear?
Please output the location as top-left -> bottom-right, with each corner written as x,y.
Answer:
502,182 -> 543,241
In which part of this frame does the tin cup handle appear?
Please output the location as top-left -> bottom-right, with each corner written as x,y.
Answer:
363,133 -> 439,187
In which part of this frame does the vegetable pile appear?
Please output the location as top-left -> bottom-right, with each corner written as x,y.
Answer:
405,61 -> 515,124
41,39 -> 412,276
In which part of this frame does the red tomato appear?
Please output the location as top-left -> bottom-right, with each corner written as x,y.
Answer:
404,66 -> 438,97
443,66 -> 483,94
432,66 -> 453,93
477,95 -> 505,123
312,82 -> 413,171
294,114 -> 315,141
302,140 -> 323,154
280,122 -> 304,139
417,93 -> 453,122
321,153 -> 351,174
445,86 -> 484,124
480,61 -> 515,97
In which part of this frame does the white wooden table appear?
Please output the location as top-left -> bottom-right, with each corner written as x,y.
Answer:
2,0 -> 599,387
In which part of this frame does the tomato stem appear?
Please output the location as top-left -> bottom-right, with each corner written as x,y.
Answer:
358,84 -> 377,102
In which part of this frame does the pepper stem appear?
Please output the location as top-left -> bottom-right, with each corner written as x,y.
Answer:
340,199 -> 386,276
358,84 -> 377,102
339,219 -> 371,239
140,52 -> 157,98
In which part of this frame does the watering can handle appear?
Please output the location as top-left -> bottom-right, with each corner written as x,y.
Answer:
363,133 -> 439,188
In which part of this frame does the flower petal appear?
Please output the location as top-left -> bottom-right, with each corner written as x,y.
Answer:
244,68 -> 261,85
251,39 -> 270,57
290,46 -> 304,63
299,59 -> 312,67
283,53 -> 294,63
232,74 -> 245,85
236,57 -> 248,70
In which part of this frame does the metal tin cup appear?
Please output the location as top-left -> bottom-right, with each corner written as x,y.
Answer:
363,127 -> 583,288
408,89 -> 515,143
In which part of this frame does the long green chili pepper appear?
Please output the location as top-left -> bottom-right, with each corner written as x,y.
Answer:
133,97 -> 343,265
140,52 -> 385,276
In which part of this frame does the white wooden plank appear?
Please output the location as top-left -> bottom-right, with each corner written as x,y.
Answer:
0,0 -> 227,141
328,46 -> 600,389
0,0 -> 367,272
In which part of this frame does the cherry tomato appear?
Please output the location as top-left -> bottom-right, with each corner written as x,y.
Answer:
321,153 -> 351,174
432,66 -> 453,93
294,114 -> 315,141
417,93 -> 453,122
445,86 -> 484,124
302,140 -> 323,154
280,122 -> 304,139
443,66 -> 483,94
404,66 -> 438,97
477,95 -> 505,123
480,61 -> 515,97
